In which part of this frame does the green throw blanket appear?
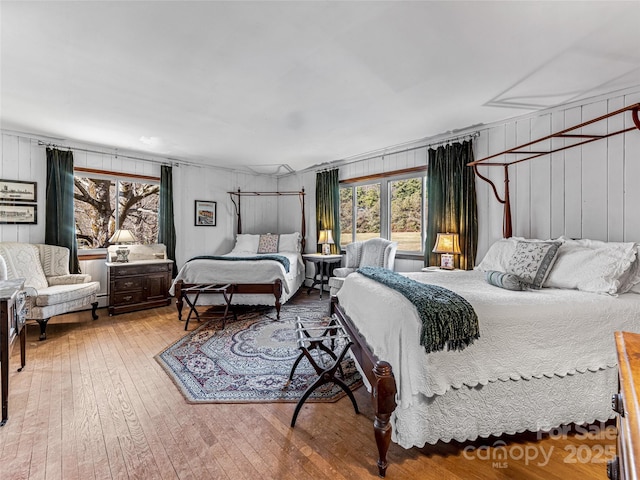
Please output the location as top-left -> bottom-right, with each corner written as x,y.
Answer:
187,255 -> 290,273
357,266 -> 479,353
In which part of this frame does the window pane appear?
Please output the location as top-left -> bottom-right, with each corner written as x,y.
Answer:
339,187 -> 353,246
118,181 -> 160,244
390,177 -> 423,252
356,183 -> 380,242
74,177 -> 116,249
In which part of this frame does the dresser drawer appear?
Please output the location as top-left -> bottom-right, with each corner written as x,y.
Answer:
113,290 -> 145,305
111,263 -> 170,277
113,277 -> 143,292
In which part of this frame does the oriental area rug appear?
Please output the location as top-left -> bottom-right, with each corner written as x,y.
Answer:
156,299 -> 362,403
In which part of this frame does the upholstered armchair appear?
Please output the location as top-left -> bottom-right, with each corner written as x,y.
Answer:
328,238 -> 397,296
0,243 -> 100,340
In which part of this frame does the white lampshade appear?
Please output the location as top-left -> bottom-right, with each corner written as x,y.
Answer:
109,229 -> 136,244
318,229 -> 335,245
432,232 -> 461,254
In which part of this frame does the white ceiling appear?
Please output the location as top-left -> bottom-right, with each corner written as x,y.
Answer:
2,1 -> 640,174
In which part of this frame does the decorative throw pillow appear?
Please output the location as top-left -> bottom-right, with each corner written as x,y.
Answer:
257,234 -> 279,254
485,270 -> 525,291
506,241 -> 561,289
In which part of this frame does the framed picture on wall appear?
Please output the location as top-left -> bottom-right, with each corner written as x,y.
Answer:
0,203 -> 37,224
194,200 -> 216,226
0,179 -> 37,202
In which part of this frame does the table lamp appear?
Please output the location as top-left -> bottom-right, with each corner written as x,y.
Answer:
432,232 -> 461,269
109,229 -> 136,263
318,229 -> 334,255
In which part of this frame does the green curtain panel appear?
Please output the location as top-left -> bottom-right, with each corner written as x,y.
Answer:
159,165 -> 178,277
315,169 -> 341,254
45,148 -> 81,274
424,140 -> 478,270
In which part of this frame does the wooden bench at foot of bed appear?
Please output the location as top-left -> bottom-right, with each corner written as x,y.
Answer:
331,296 -> 397,478
174,279 -> 284,320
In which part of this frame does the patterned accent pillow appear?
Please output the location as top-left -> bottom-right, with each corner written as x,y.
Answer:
257,234 -> 279,254
506,241 -> 561,289
485,270 -> 525,291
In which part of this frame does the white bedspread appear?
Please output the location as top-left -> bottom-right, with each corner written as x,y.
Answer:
337,269 -> 640,408
169,252 -> 304,297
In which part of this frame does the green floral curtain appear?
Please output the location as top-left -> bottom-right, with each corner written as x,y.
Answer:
315,169 -> 341,254
424,140 -> 478,270
159,165 -> 178,277
45,148 -> 81,273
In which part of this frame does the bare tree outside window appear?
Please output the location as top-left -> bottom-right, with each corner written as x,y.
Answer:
74,176 -> 159,249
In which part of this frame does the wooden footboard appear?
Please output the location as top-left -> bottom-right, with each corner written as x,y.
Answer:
175,279 -> 284,320
331,297 -> 397,478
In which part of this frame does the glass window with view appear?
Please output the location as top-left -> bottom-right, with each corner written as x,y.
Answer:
340,173 -> 426,253
390,177 -> 424,252
74,175 -> 160,249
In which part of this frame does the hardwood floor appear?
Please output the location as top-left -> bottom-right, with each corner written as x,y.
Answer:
1,291 -> 615,479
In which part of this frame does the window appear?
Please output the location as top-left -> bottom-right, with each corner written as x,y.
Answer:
74,172 -> 160,249
340,172 -> 426,253
390,177 -> 424,252
356,184 -> 380,242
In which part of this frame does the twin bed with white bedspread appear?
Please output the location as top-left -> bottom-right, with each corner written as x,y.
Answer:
170,233 -> 305,319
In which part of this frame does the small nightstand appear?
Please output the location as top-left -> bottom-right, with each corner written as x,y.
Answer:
302,253 -> 343,299
107,260 -> 173,315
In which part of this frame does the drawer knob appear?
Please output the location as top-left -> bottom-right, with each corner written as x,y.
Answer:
124,282 -> 134,288
612,393 -> 624,416
122,295 -> 132,302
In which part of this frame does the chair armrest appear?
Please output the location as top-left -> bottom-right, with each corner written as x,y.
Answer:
47,274 -> 92,286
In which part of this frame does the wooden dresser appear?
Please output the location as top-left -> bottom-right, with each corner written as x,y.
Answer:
0,279 -> 26,426
610,331 -> 640,479
107,260 -> 173,315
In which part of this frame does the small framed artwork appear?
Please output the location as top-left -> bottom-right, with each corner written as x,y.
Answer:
194,200 -> 216,226
0,179 -> 37,202
0,203 -> 37,224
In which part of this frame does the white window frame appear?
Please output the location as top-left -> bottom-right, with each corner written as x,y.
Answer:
340,171 -> 426,254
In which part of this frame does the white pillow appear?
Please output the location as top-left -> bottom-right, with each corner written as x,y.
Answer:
476,237 -> 520,272
616,244 -> 640,293
230,234 -> 260,254
544,239 -> 637,295
278,232 -> 302,253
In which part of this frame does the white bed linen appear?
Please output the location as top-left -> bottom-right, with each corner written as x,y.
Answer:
337,269 -> 640,447
169,252 -> 304,305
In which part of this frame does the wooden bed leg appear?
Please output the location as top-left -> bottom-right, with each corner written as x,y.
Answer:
274,279 -> 283,320
175,280 -> 184,320
373,361 -> 397,478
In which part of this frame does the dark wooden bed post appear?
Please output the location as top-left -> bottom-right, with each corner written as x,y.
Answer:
300,188 -> 306,252
175,279 -> 184,319
373,361 -> 397,477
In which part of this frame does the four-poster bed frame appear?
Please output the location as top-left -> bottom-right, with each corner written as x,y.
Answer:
174,188 -> 306,319
331,103 -> 640,477
469,103 -> 640,238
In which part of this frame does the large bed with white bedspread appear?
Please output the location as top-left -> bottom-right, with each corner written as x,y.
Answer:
332,236 -> 640,476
